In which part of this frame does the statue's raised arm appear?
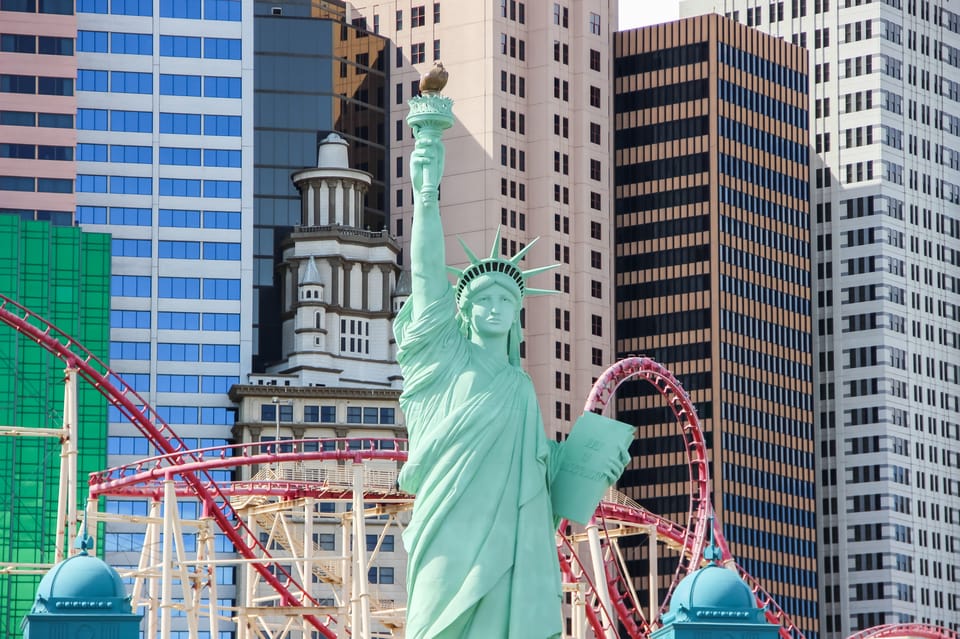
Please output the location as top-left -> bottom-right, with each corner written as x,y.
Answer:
406,65 -> 453,322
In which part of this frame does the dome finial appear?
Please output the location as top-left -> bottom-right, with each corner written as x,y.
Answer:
703,513 -> 722,563
75,520 -> 93,556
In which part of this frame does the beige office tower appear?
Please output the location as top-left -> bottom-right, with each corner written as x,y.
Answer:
347,0 -> 618,439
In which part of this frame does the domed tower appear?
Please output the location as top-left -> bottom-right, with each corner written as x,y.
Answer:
22,540 -> 142,638
651,541 -> 780,639
268,133 -> 402,388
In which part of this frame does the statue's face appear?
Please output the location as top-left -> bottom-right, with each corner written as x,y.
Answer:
466,280 -> 519,339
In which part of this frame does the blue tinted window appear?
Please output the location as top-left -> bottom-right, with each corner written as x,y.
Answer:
157,342 -> 200,361
158,311 -> 200,330
159,208 -> 201,227
202,312 -> 240,331
158,276 -> 200,298
109,175 -> 151,194
203,76 -> 240,98
203,180 -> 240,198
203,149 -> 240,167
110,207 -> 151,225
160,0 -> 200,18
110,109 -> 152,132
159,146 -> 201,166
110,145 -> 152,164
201,343 -> 239,362
157,374 -> 199,393
110,341 -> 151,359
111,32 -> 152,54
0,176 -> 34,191
203,114 -> 240,136
203,210 -> 240,229
76,174 -> 108,192
77,30 -> 108,52
156,406 -> 199,424
38,112 -> 72,128
78,69 -> 108,92
77,0 -> 107,12
36,178 -> 72,192
202,242 -> 240,260
76,205 -> 107,224
77,108 -> 108,130
110,310 -> 151,328
159,112 -> 201,135
112,238 -> 151,257
201,375 -> 238,393
204,37 -> 241,59
1,111 -> 35,126
159,178 -> 201,197
111,71 -> 151,93
111,275 -> 151,297
158,240 -> 201,259
37,76 -> 73,96
204,0 -> 240,20
159,74 -> 201,96
202,278 -> 240,300
201,407 -> 235,425
111,0 -> 151,14
159,35 -> 201,57
77,143 -> 108,162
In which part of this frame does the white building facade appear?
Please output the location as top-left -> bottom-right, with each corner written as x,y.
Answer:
681,2 -> 960,637
346,0 -> 618,441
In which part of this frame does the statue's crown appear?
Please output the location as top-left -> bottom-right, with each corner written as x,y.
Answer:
449,227 -> 558,307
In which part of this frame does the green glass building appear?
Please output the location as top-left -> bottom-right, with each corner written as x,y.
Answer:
0,216 -> 111,637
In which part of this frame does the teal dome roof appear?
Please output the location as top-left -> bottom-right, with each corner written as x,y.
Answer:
670,563 -> 757,612
32,551 -> 132,615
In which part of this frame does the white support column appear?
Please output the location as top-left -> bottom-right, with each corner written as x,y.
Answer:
198,518 -> 220,639
303,497 -> 315,636
585,522 -> 617,639
59,367 -> 79,558
352,463 -> 371,639
334,180 -> 345,225
140,499 -> 162,639
160,478 -> 176,638
648,525 -> 658,621
306,183 -> 316,226
319,180 -> 330,225
345,183 -> 356,227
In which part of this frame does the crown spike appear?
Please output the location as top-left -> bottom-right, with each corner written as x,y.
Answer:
510,236 -> 539,264
525,288 -> 556,297
521,264 -> 560,278
489,226 -> 503,260
446,266 -> 464,277
457,238 -> 482,265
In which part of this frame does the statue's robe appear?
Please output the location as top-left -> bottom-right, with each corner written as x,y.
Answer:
395,288 -> 562,639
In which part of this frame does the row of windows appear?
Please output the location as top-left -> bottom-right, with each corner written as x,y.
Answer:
721,273 -> 810,316
723,461 -> 814,502
0,73 -> 73,96
616,309 -> 710,338
0,176 -> 72,193
76,175 -> 241,198
77,31 -> 241,59
259,404 -> 396,425
719,214 -> 808,260
0,143 -> 72,161
615,185 -> 708,216
721,342 -> 811,385
615,78 -> 707,112
615,42 -> 708,78
721,429 -> 814,470
616,273 -> 709,304
720,244 -> 810,288
77,144 -> 241,167
615,116 -> 707,151
723,401 -> 812,442
616,152 -> 708,185
78,206 -> 240,229
1,33 -> 73,55
111,275 -> 241,300
112,239 -> 240,260
616,244 -> 708,273
110,340 -> 240,362
0,110 -> 72,128
722,309 -> 811,354
80,109 -> 240,136
724,491 -> 815,531
719,117 -> 808,166
719,79 -> 808,131
719,153 -> 808,202
107,406 -> 235,427
78,0 -> 240,20
78,70 -> 241,98
0,0 -> 73,15
111,310 -> 239,331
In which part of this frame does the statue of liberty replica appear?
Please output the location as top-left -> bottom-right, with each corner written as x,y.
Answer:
395,65 -> 631,639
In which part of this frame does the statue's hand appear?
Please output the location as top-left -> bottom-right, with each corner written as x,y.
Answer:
410,136 -> 445,197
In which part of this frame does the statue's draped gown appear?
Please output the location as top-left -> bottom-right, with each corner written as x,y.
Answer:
395,288 -> 562,639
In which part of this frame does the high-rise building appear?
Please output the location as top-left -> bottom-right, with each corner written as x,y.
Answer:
252,0 -> 389,369
681,1 -> 960,636
0,216 -> 111,636
72,0 -> 253,626
614,14 -> 817,638
0,0 -> 77,226
347,0 -> 618,437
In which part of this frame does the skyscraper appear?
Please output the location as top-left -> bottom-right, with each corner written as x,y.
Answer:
0,216 -> 111,636
681,1 -> 960,635
347,0 -> 618,436
615,14 -> 818,638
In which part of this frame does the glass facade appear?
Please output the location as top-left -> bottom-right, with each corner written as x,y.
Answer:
0,216 -> 110,635
253,3 -> 388,368
615,15 -> 817,638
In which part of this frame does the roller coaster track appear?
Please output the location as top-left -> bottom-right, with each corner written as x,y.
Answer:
0,293 -> 338,638
846,625 -> 959,639
0,295 -> 816,639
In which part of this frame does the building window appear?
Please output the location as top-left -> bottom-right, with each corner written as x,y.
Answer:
592,348 -> 603,366
590,49 -> 600,71
590,221 -> 601,239
395,9 -> 402,30
411,4 -> 424,26
591,280 -> 602,298
433,2 -> 440,22
590,192 -> 601,210
590,159 -> 601,181
588,12 -> 600,35
589,85 -> 600,107
395,46 -> 403,68
590,250 -> 601,269
591,314 -> 602,337
411,42 -> 425,63
589,122 -> 601,144
433,39 -> 441,60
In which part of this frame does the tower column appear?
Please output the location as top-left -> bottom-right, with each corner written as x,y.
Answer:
305,182 -> 315,226
330,258 -> 340,307
379,264 -> 392,312
360,263 -> 372,312
319,180 -> 330,225
334,180 -> 345,225
341,259 -> 352,309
